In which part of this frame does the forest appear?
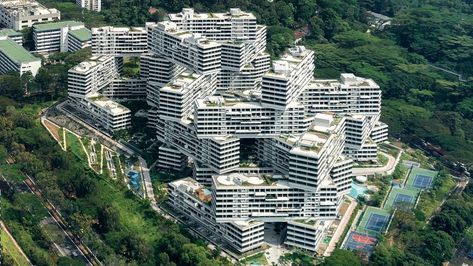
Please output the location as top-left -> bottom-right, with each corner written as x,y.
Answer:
0,0 -> 472,265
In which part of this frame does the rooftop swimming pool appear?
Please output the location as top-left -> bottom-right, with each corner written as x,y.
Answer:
350,182 -> 368,199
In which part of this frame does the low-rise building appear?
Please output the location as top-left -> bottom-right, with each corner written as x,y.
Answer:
33,20 -> 90,53
0,0 -> 60,30
68,27 -> 92,52
0,36 -> 41,76
0,28 -> 22,45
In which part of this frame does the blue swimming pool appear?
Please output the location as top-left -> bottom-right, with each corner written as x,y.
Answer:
350,182 -> 368,199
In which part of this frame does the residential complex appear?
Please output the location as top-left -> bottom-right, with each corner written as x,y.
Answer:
0,36 -> 40,76
76,0 -> 101,12
33,20 -> 91,53
66,8 -> 389,254
0,0 -> 60,30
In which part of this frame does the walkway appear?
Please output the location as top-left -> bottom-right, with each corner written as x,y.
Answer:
352,152 -> 397,176
324,198 -> 358,256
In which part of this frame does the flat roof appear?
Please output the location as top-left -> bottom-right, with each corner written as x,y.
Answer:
70,55 -> 113,73
91,26 -> 146,34
0,38 -> 39,63
265,46 -> 312,78
154,21 -> 220,48
0,28 -> 22,37
33,20 -> 83,32
161,71 -> 200,93
213,172 -> 280,187
171,177 -> 212,204
86,93 -> 130,115
169,8 -> 256,21
69,28 -> 91,42
0,0 -> 59,16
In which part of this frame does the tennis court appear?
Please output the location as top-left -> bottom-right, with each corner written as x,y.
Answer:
384,187 -> 419,210
357,207 -> 391,235
405,167 -> 438,190
344,231 -> 377,254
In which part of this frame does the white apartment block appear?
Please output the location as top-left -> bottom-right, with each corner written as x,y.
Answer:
0,36 -> 40,76
168,8 -> 268,92
146,21 -> 221,75
92,26 -> 147,56
76,0 -> 101,12
371,122 -> 389,143
301,73 -> 382,117
68,27 -> 92,52
158,144 -> 187,170
78,93 -> 131,131
63,8 -> 390,254
168,178 -> 265,253
67,55 -> 133,132
0,0 -> 60,30
33,21 -> 91,53
169,8 -> 260,43
0,28 -> 22,45
68,55 -> 121,98
285,219 -> 329,252
261,46 -> 314,110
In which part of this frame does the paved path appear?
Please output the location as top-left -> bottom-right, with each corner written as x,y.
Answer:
324,198 -> 357,256
352,152 -> 397,176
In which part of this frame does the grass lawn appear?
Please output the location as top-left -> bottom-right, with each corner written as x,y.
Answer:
240,252 -> 269,266
66,132 -> 88,162
378,153 -> 389,166
1,226 -> 31,266
112,155 -> 124,179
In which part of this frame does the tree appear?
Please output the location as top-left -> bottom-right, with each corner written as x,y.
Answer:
97,205 -> 121,233
420,230 -> 455,265
322,249 -> 362,266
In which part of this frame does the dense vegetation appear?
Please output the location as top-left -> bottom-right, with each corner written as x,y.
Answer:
0,99 -> 230,265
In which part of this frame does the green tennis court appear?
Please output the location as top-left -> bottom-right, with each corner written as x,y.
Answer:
384,187 -> 419,210
405,167 -> 438,190
356,207 -> 391,236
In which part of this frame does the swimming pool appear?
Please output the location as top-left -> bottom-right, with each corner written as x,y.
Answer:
350,182 -> 368,199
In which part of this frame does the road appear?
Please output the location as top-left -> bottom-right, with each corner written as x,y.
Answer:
352,152 -> 397,176
22,172 -> 101,266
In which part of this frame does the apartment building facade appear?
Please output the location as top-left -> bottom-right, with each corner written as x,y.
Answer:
0,0 -> 60,30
